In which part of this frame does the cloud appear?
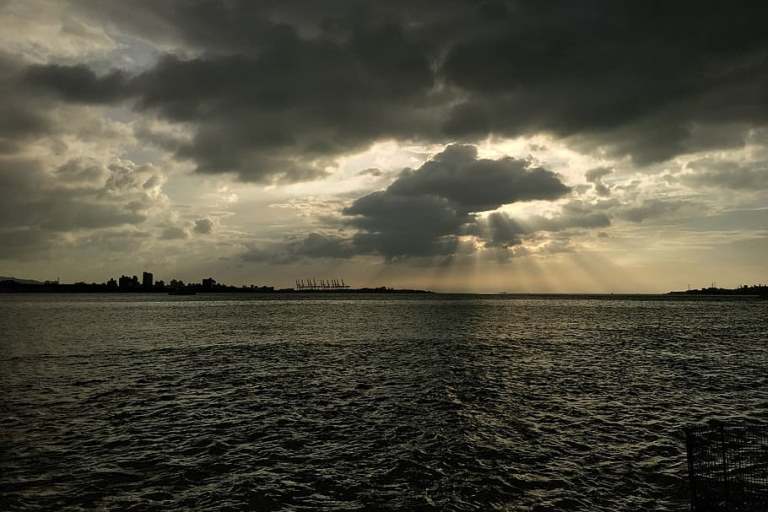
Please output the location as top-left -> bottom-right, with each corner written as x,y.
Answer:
22,0 -> 768,183
55,159 -> 107,184
681,208 -> 768,232
242,145 -> 571,262
526,202 -> 612,232
345,192 -> 466,259
0,155 -> 167,259
0,1 -> 116,62
159,225 -> 188,240
0,52 -> 139,156
23,14 -> 439,183
681,157 -> 768,190
0,50 -> 174,261
472,201 -> 611,249
0,228 -> 56,260
0,53 -> 57,151
386,145 -> 570,211
482,212 -> 525,248
342,145 -> 570,259
193,217 -> 214,234
76,228 -> 151,253
618,199 -> 688,223
585,167 -> 613,197
131,26 -> 438,183
440,2 -> 768,164
24,63 -> 130,103
4,1 -> 768,286
242,233 -> 355,263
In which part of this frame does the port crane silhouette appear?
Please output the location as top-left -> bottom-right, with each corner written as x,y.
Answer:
294,278 -> 350,291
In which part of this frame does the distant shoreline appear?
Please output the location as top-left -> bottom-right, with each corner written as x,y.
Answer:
2,277 -> 766,298
667,285 -> 767,298
0,280 -> 432,295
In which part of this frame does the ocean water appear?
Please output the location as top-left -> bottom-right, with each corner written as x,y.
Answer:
1,293 -> 767,511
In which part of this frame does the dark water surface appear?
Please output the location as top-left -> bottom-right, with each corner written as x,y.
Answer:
2,294 -> 767,511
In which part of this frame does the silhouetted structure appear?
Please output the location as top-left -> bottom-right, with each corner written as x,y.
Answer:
0,272 -> 426,294
671,284 -> 768,297
295,278 -> 351,291
118,275 -> 139,290
686,423 -> 768,511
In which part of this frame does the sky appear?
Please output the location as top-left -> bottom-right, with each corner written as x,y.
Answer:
0,0 -> 766,293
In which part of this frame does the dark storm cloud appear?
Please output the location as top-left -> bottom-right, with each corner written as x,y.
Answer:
28,1 -> 768,181
73,0 -> 469,53
5,0 -> 768,268
130,21 -> 437,183
0,53 -> 133,158
23,10 -> 439,183
342,144 -> 569,259
387,145 -> 569,211
441,2 -> 768,163
245,145 -> 570,261
0,54 -> 57,152
24,64 -> 130,103
344,192 -> 466,259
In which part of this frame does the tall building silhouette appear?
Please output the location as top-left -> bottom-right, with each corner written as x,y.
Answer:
118,275 -> 139,289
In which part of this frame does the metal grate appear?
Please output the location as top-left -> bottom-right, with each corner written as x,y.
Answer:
685,423 -> 768,511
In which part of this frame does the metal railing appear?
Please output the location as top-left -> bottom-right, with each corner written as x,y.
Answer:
685,423 -> 768,511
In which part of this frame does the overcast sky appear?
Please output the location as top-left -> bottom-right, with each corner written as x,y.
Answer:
1,0 -> 766,292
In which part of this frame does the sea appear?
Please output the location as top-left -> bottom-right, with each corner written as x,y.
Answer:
1,293 -> 767,511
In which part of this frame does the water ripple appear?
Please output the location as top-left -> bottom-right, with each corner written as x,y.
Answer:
1,294 -> 767,510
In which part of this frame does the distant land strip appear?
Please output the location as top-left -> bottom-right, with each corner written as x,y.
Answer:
668,284 -> 767,297
0,277 -> 430,294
